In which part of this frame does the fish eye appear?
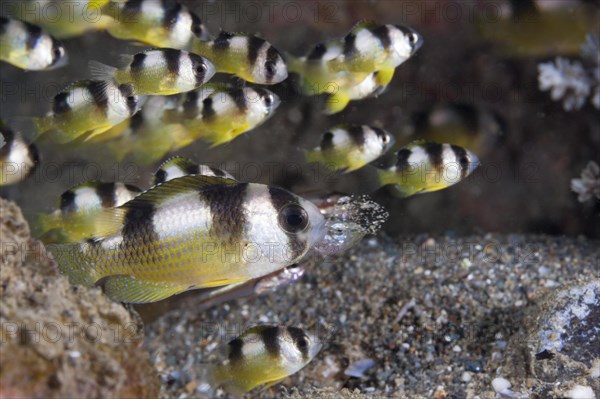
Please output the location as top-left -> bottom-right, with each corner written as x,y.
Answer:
265,61 -> 277,77
296,336 -> 308,349
408,32 -> 418,46
264,93 -> 273,108
192,23 -> 203,37
195,63 -> 207,75
278,204 -> 309,233
54,47 -> 64,59
459,155 -> 469,167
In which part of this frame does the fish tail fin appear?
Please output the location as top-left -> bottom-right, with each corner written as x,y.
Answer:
88,60 -> 118,81
324,92 -> 351,115
49,242 -> 99,286
100,275 -> 188,303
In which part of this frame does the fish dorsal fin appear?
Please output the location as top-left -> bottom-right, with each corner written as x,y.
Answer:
91,175 -> 238,238
351,19 -> 378,33
130,175 -> 238,204
153,156 -> 198,184
403,138 -> 431,149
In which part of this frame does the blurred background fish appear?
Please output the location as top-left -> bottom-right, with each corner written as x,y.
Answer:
0,17 -> 67,70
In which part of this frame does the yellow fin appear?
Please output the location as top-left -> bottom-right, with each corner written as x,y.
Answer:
324,92 -> 351,115
99,275 -> 189,303
375,68 -> 395,89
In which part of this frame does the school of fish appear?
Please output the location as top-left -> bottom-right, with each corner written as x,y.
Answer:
0,3 -> 486,393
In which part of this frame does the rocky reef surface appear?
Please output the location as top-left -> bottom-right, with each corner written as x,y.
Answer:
1,197 -> 598,399
0,198 -> 159,399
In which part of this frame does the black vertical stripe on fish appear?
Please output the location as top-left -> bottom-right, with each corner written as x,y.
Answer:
201,97 -> 216,122
343,32 -> 357,57
307,43 -> 327,60
163,48 -> 181,75
370,25 -> 391,49
190,13 -> 204,38
118,83 -> 138,115
451,144 -> 470,179
372,127 -> 388,142
60,189 -> 77,214
96,182 -> 117,208
182,91 -> 199,118
202,183 -> 248,244
184,163 -> 199,175
0,125 -> 15,152
209,167 -> 226,177
287,326 -> 310,361
424,142 -> 444,170
130,52 -> 147,76
230,89 -> 248,112
87,81 -> 110,113
154,169 -> 167,184
213,31 -> 233,50
24,21 -> 42,50
162,0 -> 182,28
0,17 -> 9,36
129,112 -> 145,133
247,36 -> 265,66
123,0 -> 143,19
320,132 -> 334,152
347,125 -> 367,148
227,337 -> 244,364
264,46 -> 280,82
259,326 -> 281,357
395,148 -> 412,172
122,201 -> 157,245
52,92 -> 71,114
124,184 -> 142,195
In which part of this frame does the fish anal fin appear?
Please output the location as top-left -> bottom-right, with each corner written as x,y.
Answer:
324,92 -> 350,115
99,275 -> 189,303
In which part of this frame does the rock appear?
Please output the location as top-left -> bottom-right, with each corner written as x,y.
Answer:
501,278 -> 600,398
0,198 -> 160,399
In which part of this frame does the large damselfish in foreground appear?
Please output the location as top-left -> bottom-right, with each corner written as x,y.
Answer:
51,176 -> 326,303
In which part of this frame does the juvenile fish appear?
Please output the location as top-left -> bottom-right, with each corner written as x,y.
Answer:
35,80 -> 142,143
305,125 -> 394,172
51,175 -> 327,303
165,85 -> 280,147
0,17 -> 67,70
377,140 -> 480,198
201,325 -> 322,395
100,95 -> 189,163
409,103 -> 506,157
327,20 -> 423,74
15,0 -> 114,38
102,0 -> 209,48
35,181 -> 142,242
192,31 -> 288,84
153,156 -> 235,185
0,122 -> 39,186
89,49 -> 215,95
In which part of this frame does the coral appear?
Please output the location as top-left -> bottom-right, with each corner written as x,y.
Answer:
571,161 -> 600,203
0,198 -> 160,399
538,34 -> 600,110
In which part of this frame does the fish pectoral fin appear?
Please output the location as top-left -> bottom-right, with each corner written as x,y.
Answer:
374,68 -> 395,89
258,377 -> 288,393
194,277 -> 249,289
324,92 -> 350,115
98,275 -> 189,303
